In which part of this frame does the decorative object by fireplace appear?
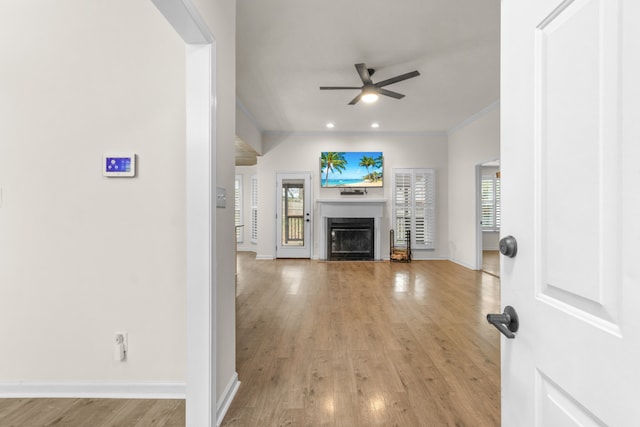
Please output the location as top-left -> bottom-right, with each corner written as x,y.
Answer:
327,217 -> 374,261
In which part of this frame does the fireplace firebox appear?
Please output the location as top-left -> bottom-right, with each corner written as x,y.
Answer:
327,217 -> 374,261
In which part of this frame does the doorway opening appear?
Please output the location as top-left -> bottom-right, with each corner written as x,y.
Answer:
476,160 -> 501,277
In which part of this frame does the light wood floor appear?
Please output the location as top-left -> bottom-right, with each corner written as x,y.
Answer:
0,398 -> 184,426
222,253 -> 501,426
0,255 -> 500,426
482,250 -> 500,278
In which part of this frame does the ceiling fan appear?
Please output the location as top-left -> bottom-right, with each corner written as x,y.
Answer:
320,63 -> 420,105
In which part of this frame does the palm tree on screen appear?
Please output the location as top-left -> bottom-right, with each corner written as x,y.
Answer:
372,154 -> 384,182
321,152 -> 347,187
359,155 -> 375,181
374,154 -> 383,170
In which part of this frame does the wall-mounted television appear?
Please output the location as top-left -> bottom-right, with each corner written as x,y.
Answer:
320,151 -> 383,188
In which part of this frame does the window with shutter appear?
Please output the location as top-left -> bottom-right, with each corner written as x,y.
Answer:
250,175 -> 258,243
481,175 -> 501,231
393,169 -> 435,249
235,175 -> 243,243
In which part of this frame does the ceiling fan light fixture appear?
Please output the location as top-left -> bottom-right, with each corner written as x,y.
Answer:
362,93 -> 379,103
361,86 -> 379,103
320,63 -> 419,105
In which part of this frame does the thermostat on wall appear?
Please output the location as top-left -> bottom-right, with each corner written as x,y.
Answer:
103,153 -> 136,177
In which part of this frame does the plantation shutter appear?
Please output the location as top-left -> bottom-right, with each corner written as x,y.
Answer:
414,170 -> 435,247
481,175 -> 501,231
393,171 -> 412,246
393,169 -> 435,250
495,177 -> 501,229
234,175 -> 243,243
250,175 -> 258,243
481,177 -> 495,229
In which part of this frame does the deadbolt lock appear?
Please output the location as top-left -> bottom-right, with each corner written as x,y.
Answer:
499,235 -> 518,258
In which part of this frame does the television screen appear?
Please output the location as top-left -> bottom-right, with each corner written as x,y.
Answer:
320,151 -> 383,188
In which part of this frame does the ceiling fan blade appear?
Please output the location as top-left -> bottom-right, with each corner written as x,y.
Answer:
378,88 -> 405,99
355,63 -> 373,85
348,93 -> 362,105
319,86 -> 362,90
375,70 -> 420,88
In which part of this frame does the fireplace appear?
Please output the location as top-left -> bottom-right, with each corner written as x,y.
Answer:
316,199 -> 385,260
327,218 -> 374,261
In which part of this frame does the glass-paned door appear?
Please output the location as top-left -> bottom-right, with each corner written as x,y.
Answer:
276,172 -> 312,258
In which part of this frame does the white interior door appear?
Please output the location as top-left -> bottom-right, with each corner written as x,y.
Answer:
500,0 -> 640,425
276,172 -> 312,258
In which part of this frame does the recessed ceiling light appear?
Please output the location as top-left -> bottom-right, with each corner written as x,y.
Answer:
326,122 -> 335,128
371,123 -> 380,128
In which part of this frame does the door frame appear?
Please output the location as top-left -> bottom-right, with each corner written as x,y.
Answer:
151,1 -> 217,425
475,159 -> 500,271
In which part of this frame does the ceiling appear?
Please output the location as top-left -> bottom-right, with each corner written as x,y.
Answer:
236,0 -> 500,135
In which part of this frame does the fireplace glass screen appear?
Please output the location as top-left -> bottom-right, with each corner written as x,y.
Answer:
327,218 -> 374,260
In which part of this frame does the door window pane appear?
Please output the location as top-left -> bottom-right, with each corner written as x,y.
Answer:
281,182 -> 304,246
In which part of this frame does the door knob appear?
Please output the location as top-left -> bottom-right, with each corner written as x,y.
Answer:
499,235 -> 518,257
487,306 -> 519,339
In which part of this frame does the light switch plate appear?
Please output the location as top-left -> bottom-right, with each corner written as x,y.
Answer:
216,187 -> 226,208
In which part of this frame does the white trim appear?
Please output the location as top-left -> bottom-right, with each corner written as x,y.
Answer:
216,373 -> 240,426
151,2 -> 217,427
264,130 -> 447,138
0,381 -> 185,399
151,0 -> 213,44
447,100 -> 500,135
256,254 -> 275,260
185,42 -> 216,427
410,254 -> 447,261
475,164 -> 483,270
448,257 -> 478,270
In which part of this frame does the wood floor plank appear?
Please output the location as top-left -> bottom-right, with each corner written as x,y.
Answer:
0,399 -> 184,427
0,398 -> 77,426
223,253 -> 501,426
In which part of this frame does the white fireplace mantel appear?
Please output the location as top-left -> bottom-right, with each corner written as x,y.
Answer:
316,198 -> 386,260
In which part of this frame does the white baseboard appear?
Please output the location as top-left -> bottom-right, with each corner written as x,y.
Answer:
448,257 -> 478,270
216,373 -> 240,426
410,255 -> 448,261
255,254 -> 274,260
0,381 -> 185,399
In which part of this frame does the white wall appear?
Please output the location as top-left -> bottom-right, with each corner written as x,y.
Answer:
0,1 -> 186,384
236,104 -> 263,155
235,165 -> 258,252
0,0 -> 238,408
448,105 -> 500,269
256,132 -> 449,260
483,232 -> 500,250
